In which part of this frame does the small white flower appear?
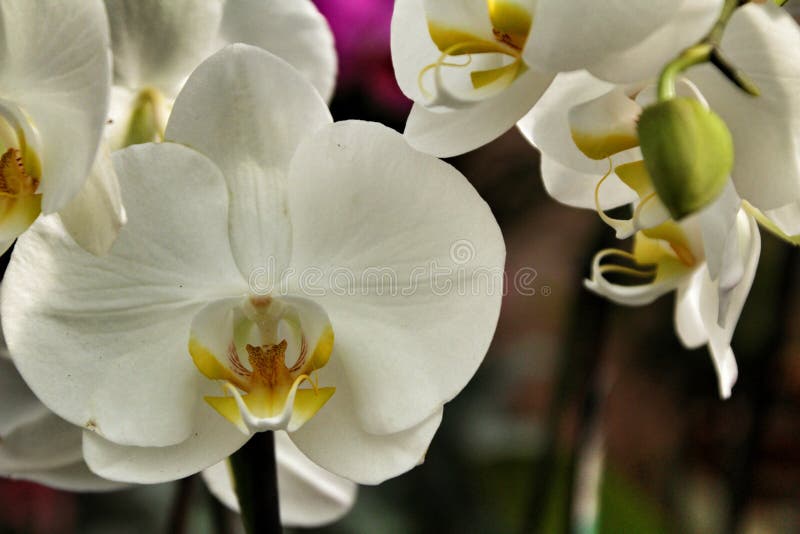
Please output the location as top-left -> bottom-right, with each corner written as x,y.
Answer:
585,203 -> 760,398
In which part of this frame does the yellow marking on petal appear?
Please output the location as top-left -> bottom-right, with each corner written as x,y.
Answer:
641,221 -> 696,267
296,326 -> 334,377
598,264 -> 658,279
487,0 -> 533,50
593,158 -> 634,233
0,144 -> 45,240
595,244 -> 688,289
188,338 -> 249,390
420,19 -> 523,101
0,192 -> 40,240
571,131 -> 640,161
204,394 -> 248,434
470,60 -> 524,90
427,24 -> 507,55
289,387 -> 336,432
615,161 -> 653,198
742,200 -> 800,246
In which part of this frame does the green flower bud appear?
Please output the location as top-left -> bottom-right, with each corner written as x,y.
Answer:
637,97 -> 733,220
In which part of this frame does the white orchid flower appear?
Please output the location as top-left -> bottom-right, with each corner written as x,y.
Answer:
586,200 -> 761,399
104,0 -> 337,148
0,0 -> 126,257
519,2 -> 800,238
2,45 -> 505,489
0,351 -> 356,527
391,0 -> 722,157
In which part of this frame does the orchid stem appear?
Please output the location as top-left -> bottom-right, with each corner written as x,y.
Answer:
523,221 -> 614,533
166,475 -> 196,534
230,431 -> 282,534
656,0 -> 759,102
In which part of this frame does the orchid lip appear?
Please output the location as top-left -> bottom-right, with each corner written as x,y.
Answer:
0,100 -> 43,241
189,295 -> 336,435
417,1 -> 533,108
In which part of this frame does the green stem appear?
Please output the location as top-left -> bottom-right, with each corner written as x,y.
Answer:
166,475 -> 196,534
657,44 -> 713,101
230,431 -> 282,534
656,0 -> 758,102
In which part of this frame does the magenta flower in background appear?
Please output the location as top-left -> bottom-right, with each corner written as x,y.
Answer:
314,0 -> 411,116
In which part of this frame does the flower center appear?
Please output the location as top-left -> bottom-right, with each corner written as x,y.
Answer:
0,103 -> 42,241
122,88 -> 167,147
0,147 -> 39,197
418,1 -> 533,106
188,295 -> 335,434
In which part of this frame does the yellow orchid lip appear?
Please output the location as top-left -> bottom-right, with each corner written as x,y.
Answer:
418,1 -> 533,104
593,223 -> 696,292
189,295 -> 336,435
0,106 -> 42,242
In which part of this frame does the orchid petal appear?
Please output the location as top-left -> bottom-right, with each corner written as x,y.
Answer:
697,183 -> 743,292
584,250 -> 686,308
391,0 -> 448,103
709,210 -> 761,331
0,357 -> 48,437
422,0 -> 497,49
166,45 -> 332,280
0,358 -> 82,471
291,357 -> 444,485
0,358 -> 124,491
694,212 -> 760,398
58,142 -> 127,256
405,69 -> 552,157
675,279 -> 706,349
2,143 -> 246,448
83,404 -> 247,485
587,0 -> 723,84
518,71 -> 638,209
218,0 -> 337,102
764,201 -> 800,237
104,0 -> 223,97
287,121 -> 504,436
567,88 -> 641,160
525,0 -> 682,74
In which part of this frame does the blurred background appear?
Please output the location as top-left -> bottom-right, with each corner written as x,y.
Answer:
1,1 -> 799,533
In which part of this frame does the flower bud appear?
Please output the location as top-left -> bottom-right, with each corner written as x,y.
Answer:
637,98 -> 733,220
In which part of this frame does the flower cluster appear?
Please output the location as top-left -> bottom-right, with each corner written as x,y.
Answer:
0,0 -> 797,530
392,0 -> 800,399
